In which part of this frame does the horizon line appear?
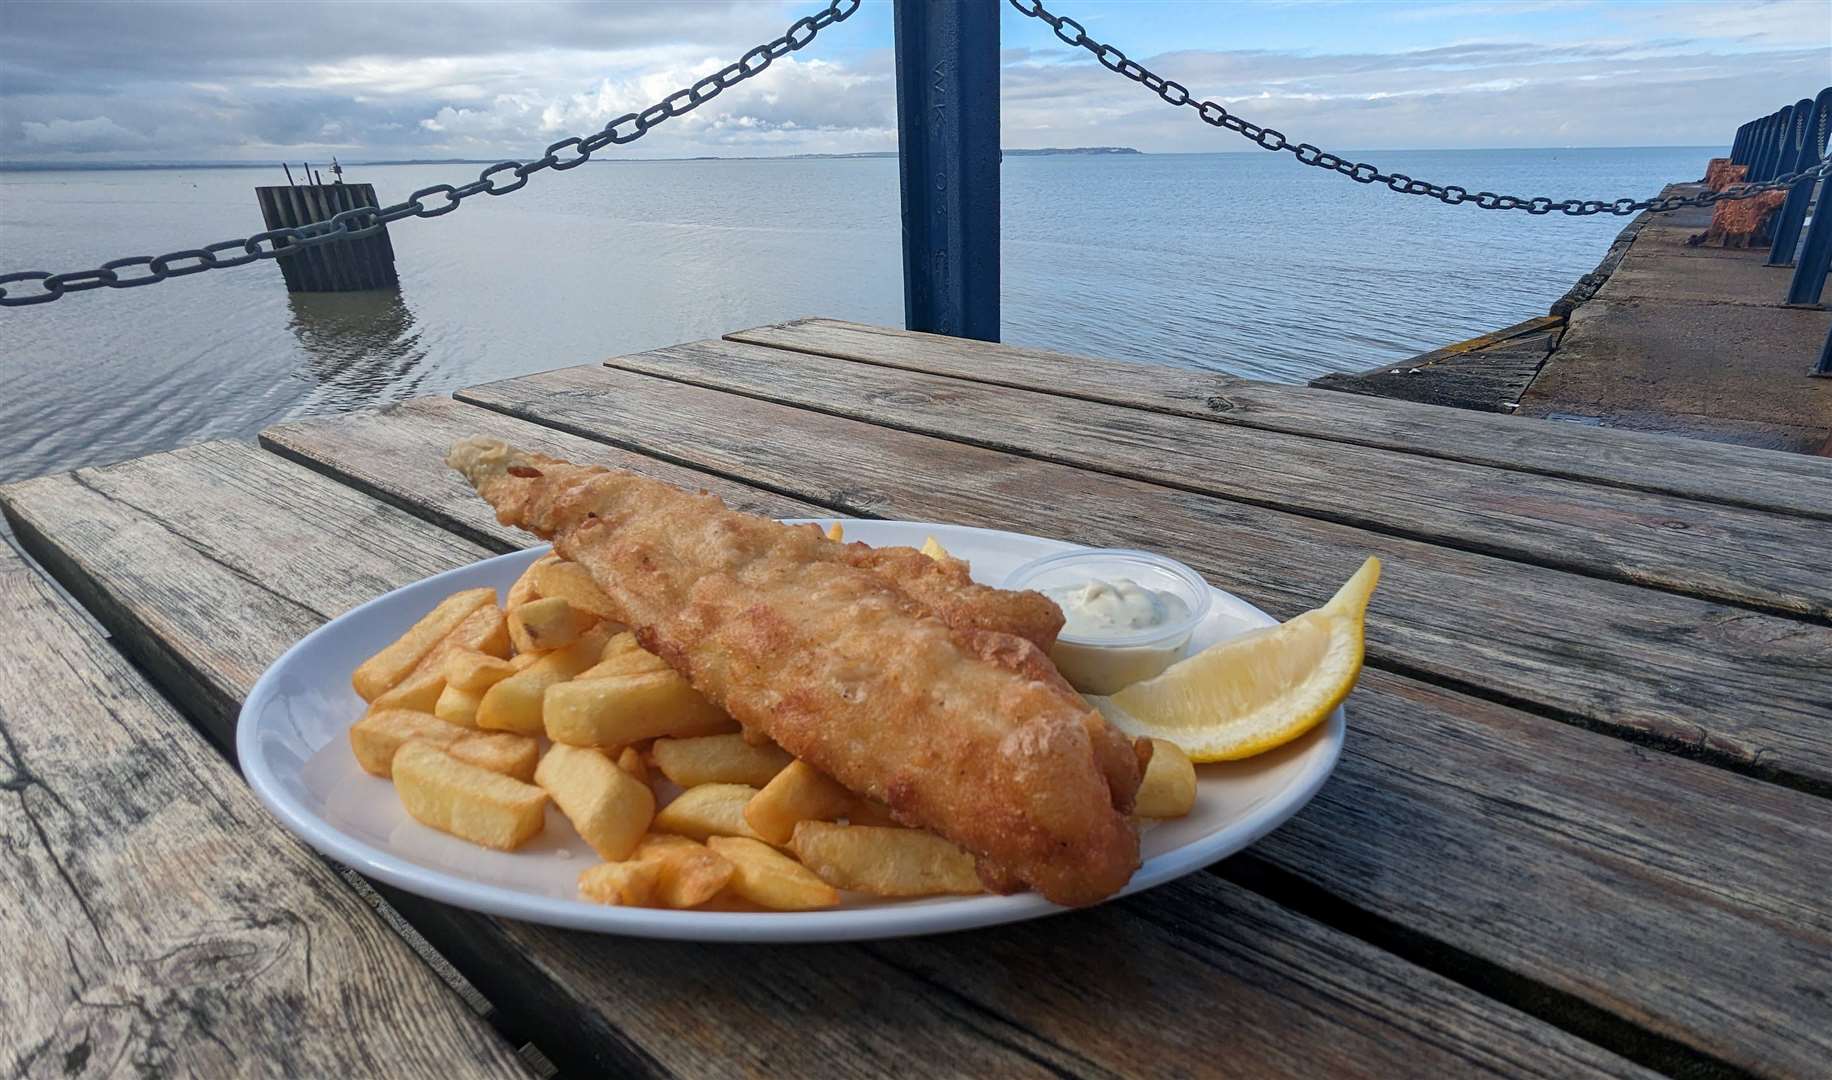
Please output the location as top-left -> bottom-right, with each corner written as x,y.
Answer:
0,144 -> 1726,173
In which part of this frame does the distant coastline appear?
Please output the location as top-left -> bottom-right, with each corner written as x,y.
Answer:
0,147 -> 1142,172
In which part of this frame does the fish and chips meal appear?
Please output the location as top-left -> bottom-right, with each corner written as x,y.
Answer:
345,437 -> 1378,910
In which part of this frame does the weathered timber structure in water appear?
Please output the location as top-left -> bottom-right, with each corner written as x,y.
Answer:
254,182 -> 399,293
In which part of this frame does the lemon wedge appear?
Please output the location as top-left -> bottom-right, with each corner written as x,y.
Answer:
1098,557 -> 1379,762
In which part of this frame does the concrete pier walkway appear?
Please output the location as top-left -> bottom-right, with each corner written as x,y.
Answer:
1517,186 -> 1831,453
1315,181 -> 1832,455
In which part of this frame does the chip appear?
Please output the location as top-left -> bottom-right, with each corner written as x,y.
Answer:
536,743 -> 655,861
653,783 -> 765,842
707,836 -> 840,910
744,760 -> 855,845
352,588 -> 495,701
393,741 -> 547,851
652,733 -> 793,788
789,821 -> 983,897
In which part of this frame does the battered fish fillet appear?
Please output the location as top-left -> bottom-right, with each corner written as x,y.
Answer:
448,437 -> 1144,906
839,542 -> 1065,652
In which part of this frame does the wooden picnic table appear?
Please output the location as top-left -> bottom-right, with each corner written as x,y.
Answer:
3,317 -> 1829,1078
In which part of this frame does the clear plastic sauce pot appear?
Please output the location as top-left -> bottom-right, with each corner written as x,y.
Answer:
1004,548 -> 1212,695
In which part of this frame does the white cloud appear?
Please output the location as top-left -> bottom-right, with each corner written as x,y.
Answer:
402,54 -> 894,154
1,0 -> 1823,162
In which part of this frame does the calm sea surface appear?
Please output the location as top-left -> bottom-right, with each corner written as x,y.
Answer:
1,147 -> 1711,484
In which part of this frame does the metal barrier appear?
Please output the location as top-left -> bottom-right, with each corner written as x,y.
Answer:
1766,90 -> 1824,272
1779,89 -> 1832,309
1766,94 -> 1825,267
1751,108 -> 1780,181
1788,191 -> 1832,308
892,0 -> 999,341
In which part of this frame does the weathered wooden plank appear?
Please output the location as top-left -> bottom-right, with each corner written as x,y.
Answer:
1262,668 -> 1832,1077
260,397 -> 826,552
0,440 -> 1650,1079
456,365 -> 1832,793
2,443 -> 495,739
0,544 -> 525,1078
604,339 -> 1832,623
728,318 -> 1832,521
1312,347 -> 1548,414
257,404 -> 1832,1077
419,867 -> 1661,1080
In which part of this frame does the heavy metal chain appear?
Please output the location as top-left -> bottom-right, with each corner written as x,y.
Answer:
0,0 -> 861,307
1009,0 -> 1832,218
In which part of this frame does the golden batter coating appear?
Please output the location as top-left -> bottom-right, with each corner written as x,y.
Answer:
838,542 -> 1066,652
448,437 -> 1142,906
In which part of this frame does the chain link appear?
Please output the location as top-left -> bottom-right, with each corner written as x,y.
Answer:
1,0 -> 860,307
1008,0 -> 1832,219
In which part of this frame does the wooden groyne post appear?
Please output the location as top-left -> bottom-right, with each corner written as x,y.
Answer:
254,182 -> 399,292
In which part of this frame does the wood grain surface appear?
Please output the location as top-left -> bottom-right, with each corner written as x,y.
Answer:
260,396 -> 827,551
455,367 -> 1832,793
729,318 -> 1832,521
1262,669 -> 1832,1077
0,544 -> 525,1079
265,397 -> 1832,1077
604,339 -> 1832,623
0,439 -> 1650,1079
2,442 -> 497,741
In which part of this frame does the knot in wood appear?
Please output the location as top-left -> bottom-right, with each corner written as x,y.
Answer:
830,488 -> 889,513
870,389 -> 936,407
1205,395 -> 1236,413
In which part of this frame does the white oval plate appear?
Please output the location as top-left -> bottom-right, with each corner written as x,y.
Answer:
238,520 -> 1344,942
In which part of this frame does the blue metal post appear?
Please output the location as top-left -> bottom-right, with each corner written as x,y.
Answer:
1816,319 -> 1832,377
1750,111 -> 1778,180
1786,192 -> 1832,305
892,0 -> 1000,341
1767,105 -> 1797,180
1749,112 -> 1778,173
1767,93 -> 1827,267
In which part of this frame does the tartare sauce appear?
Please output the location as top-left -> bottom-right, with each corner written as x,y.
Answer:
1045,577 -> 1191,639
1007,549 -> 1210,696
1039,577 -> 1198,694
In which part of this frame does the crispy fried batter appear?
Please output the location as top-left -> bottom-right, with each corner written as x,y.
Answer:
838,542 -> 1065,651
448,437 -> 1142,905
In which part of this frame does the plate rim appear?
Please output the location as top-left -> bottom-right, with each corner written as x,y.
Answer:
236,520 -> 1345,943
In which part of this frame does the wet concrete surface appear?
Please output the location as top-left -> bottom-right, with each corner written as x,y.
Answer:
1314,179 -> 1832,453
1517,187 -> 1831,454
1517,298 -> 1831,451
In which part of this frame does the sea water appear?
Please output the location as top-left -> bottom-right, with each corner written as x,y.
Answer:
0,147 -> 1712,483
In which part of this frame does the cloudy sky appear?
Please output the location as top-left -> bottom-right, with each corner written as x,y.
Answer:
2,0 -> 1826,163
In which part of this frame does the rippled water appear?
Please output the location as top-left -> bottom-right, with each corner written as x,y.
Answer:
1,147 -> 1711,483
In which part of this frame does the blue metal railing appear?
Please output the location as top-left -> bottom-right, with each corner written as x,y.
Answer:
1765,94 -> 1823,267
1775,91 -> 1832,316
1709,87 -> 1832,373
892,0 -> 1000,341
